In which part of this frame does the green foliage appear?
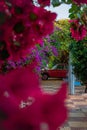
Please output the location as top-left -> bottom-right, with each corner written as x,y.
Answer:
51,0 -> 87,28
55,19 -> 72,51
43,19 -> 73,67
48,55 -> 59,68
51,0 -> 87,86
69,4 -> 81,19
52,0 -> 61,7
68,3 -> 87,27
51,0 -> 72,7
70,40 -> 87,84
50,19 -> 72,64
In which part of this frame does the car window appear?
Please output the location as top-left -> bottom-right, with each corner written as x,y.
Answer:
64,65 -> 68,70
52,65 -> 58,70
57,65 -> 64,70
52,64 -> 68,70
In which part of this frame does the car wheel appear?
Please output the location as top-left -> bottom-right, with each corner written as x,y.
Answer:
42,73 -> 48,80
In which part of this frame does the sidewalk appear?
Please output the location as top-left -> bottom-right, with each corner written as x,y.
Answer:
41,80 -> 87,130
61,91 -> 87,130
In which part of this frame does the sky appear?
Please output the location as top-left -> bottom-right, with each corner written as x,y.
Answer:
46,4 -> 71,20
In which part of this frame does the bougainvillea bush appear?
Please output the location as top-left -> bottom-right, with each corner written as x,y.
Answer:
0,0 -> 57,62
68,1 -> 87,92
0,0 -> 67,130
0,0 -> 87,130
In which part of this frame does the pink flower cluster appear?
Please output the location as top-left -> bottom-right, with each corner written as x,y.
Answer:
73,0 -> 87,5
0,65 -> 68,130
38,0 -> 50,7
0,0 -> 56,62
69,19 -> 87,41
0,0 -> 68,130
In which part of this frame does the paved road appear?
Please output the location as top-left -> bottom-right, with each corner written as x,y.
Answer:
41,78 -> 63,93
41,78 -> 87,130
41,78 -> 85,94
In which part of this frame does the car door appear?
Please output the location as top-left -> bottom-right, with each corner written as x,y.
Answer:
48,65 -> 58,78
56,65 -> 67,78
48,64 -> 68,78
48,65 -> 63,78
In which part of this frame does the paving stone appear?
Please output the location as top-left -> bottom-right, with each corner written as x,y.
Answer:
68,121 -> 87,127
60,127 -> 71,130
42,80 -> 87,129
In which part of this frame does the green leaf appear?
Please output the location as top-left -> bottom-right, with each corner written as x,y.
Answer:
69,13 -> 75,19
52,0 -> 61,7
65,0 -> 72,4
72,4 -> 78,10
42,60 -> 47,66
62,0 -> 66,2
69,7 -> 74,13
77,13 -> 81,18
36,44 -> 41,50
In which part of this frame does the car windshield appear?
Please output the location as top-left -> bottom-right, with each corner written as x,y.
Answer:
52,65 -> 58,70
51,64 -> 68,70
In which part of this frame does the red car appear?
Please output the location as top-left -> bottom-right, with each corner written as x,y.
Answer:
41,64 -> 68,80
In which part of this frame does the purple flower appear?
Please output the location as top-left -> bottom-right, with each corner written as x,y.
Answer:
7,61 -> 16,69
46,37 -> 52,43
51,46 -> 58,56
54,26 -> 61,31
51,39 -> 56,43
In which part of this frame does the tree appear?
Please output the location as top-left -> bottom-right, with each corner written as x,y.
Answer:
44,19 -> 72,67
70,39 -> 87,92
54,19 -> 72,64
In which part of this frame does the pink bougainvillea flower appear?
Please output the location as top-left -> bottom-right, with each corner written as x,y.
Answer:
69,19 -> 79,24
0,62 -> 41,129
41,82 -> 68,130
0,1 -> 67,129
73,0 -> 87,5
70,25 -> 87,41
0,65 -> 40,102
8,0 -> 33,7
29,6 -> 57,37
9,67 -> 40,100
38,0 -> 50,7
0,74 -> 19,121
0,1 -> 7,12
3,82 -> 68,130
4,92 -> 42,130
0,2 -> 56,62
0,64 -> 41,129
69,19 -> 87,41
0,64 -> 68,130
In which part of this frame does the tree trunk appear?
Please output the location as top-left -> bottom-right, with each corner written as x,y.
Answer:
85,84 -> 87,93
